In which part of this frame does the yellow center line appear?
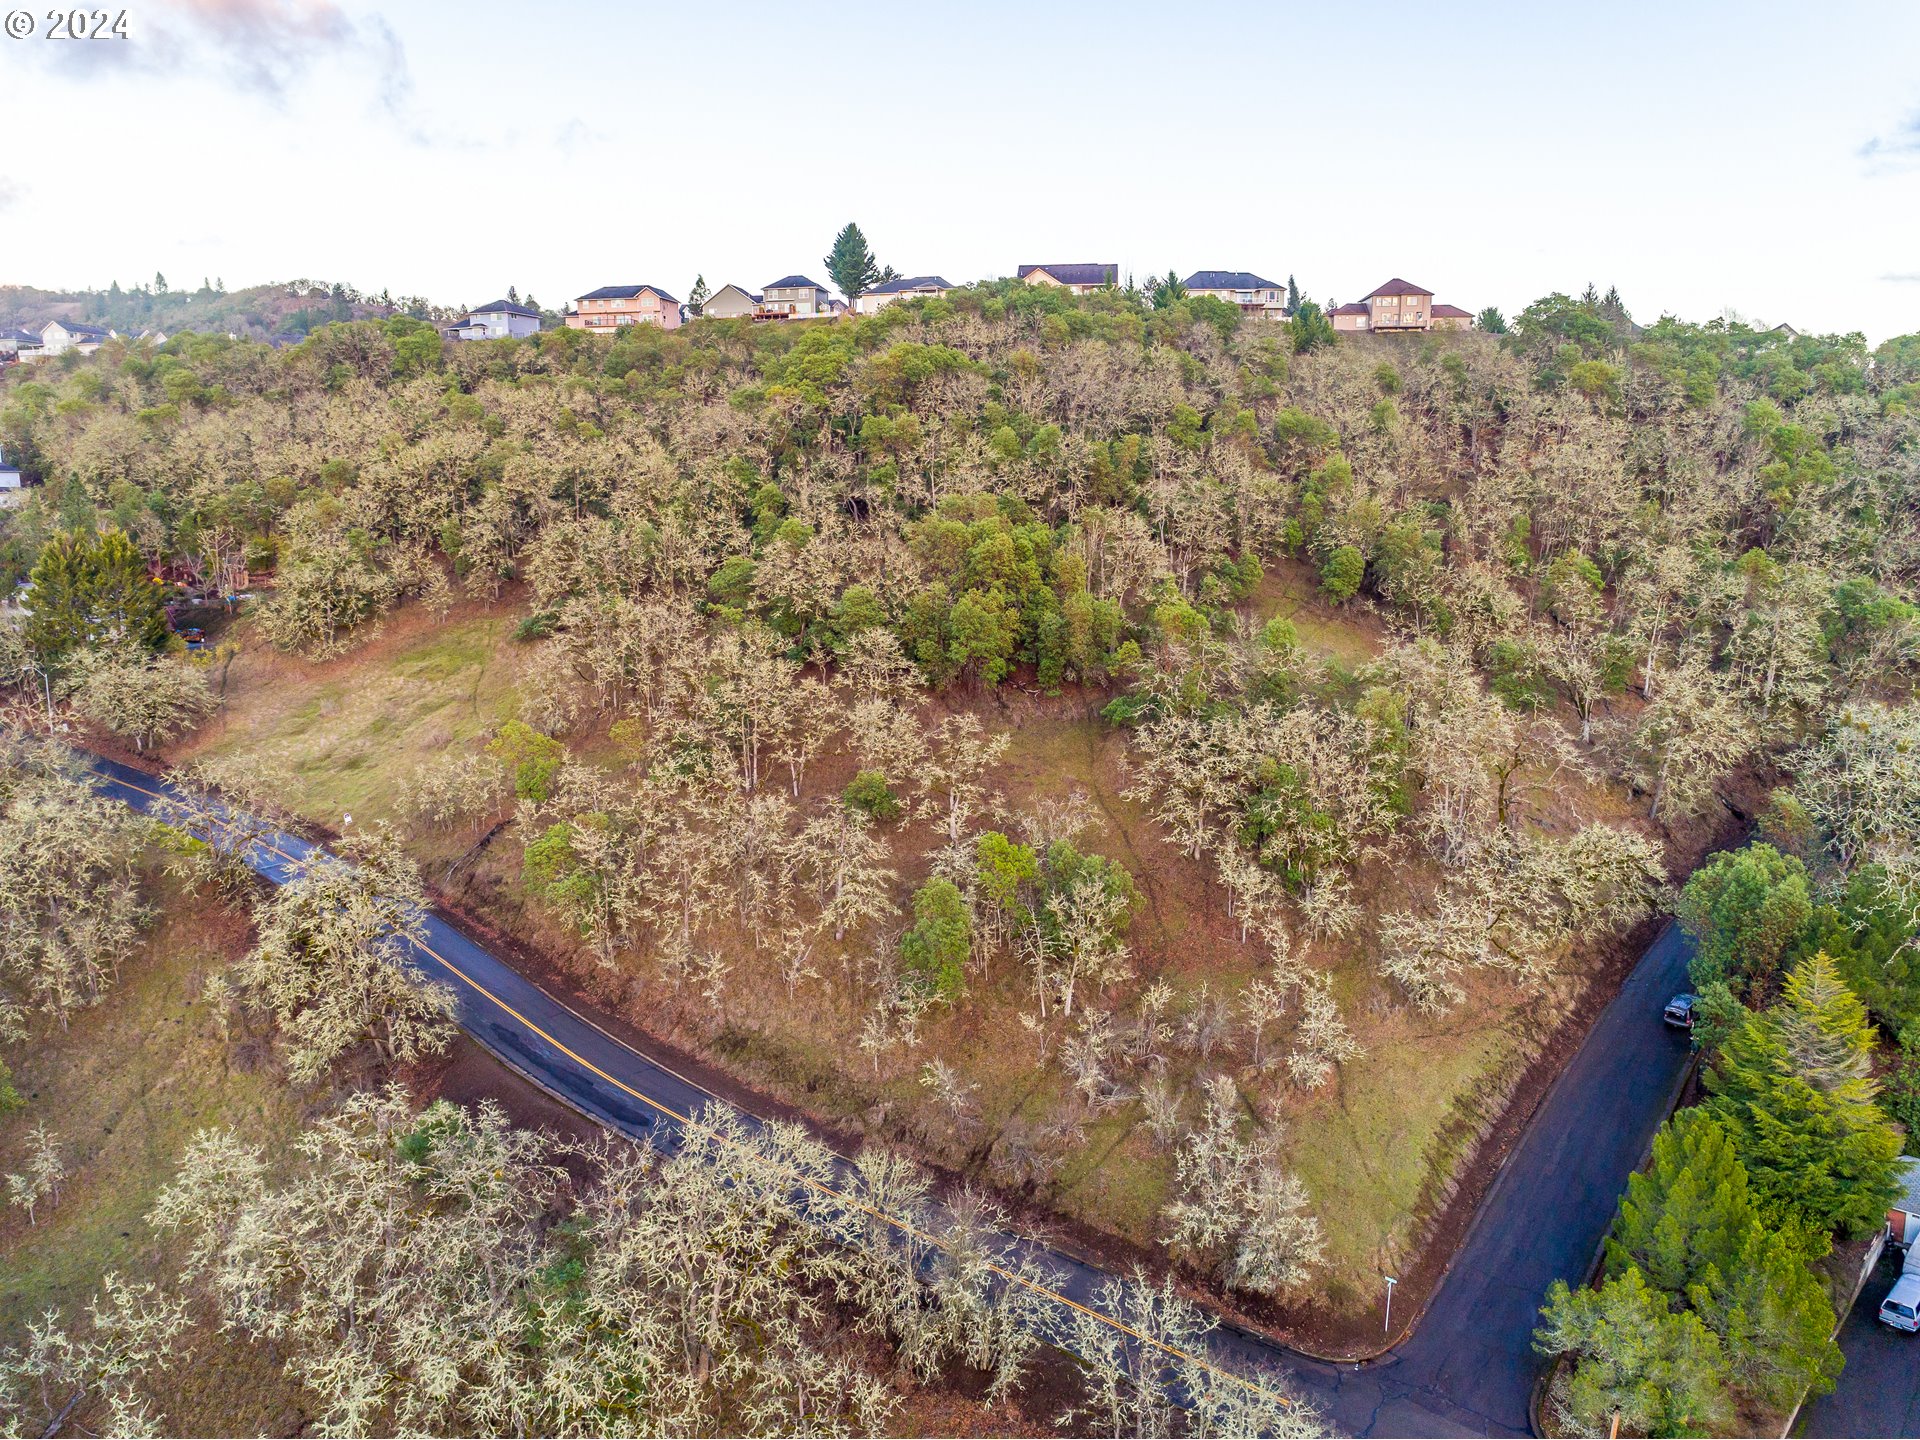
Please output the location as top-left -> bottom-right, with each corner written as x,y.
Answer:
114,767 -> 1296,1406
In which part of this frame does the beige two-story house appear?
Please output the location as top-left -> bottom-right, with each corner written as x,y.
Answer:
759,275 -> 834,318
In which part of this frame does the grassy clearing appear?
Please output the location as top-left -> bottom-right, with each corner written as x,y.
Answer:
0,880 -> 309,1436
174,600 -> 529,833
1254,558 -> 1387,669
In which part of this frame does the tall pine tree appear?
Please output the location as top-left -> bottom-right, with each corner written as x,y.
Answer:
824,223 -> 880,302
1706,954 -> 1901,1238
1604,1107 -> 1754,1295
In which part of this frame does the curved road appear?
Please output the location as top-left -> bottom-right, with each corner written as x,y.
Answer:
86,752 -> 1697,1436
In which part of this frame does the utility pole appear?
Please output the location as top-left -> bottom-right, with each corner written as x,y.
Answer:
1384,1275 -> 1398,1335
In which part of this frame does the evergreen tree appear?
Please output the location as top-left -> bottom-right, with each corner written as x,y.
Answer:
1772,950 -> 1878,1092
1289,301 -> 1336,355
1476,306 -> 1507,334
1706,959 -> 1902,1238
25,528 -> 169,659
22,532 -> 91,658
688,275 -> 711,316
1604,1108 -> 1754,1295
1688,1222 -> 1841,1412
507,285 -> 519,303
1536,1267 -> 1734,1438
1286,274 -> 1301,312
824,223 -> 881,301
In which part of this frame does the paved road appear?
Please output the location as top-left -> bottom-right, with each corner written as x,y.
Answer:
1801,1242 -> 1920,1438
87,752 -> 1698,1436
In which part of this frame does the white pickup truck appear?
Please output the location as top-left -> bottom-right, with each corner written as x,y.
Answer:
1880,1242 -> 1920,1333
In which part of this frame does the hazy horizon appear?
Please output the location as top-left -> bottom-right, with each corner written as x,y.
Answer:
3,0 -> 1919,341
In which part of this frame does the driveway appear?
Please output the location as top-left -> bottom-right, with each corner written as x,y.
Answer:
86,751 -> 1699,1437
1800,1241 -> 1920,1438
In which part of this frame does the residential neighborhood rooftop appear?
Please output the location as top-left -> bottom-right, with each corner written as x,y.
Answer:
764,275 -> 829,291
576,284 -> 678,302
472,299 -> 540,318
867,275 -> 953,294
1017,263 -> 1118,287
1363,277 -> 1433,299
1183,270 -> 1281,290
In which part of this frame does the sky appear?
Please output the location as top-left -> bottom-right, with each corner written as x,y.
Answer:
3,0 -> 1920,340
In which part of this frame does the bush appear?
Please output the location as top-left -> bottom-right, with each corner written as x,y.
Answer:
900,879 -> 970,1001
841,770 -> 901,822
487,721 -> 565,803
1317,545 -> 1364,603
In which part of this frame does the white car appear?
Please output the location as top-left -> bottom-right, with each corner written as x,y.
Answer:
1880,1248 -> 1920,1332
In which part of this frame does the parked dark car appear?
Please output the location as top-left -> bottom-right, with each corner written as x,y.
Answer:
1663,994 -> 1698,1029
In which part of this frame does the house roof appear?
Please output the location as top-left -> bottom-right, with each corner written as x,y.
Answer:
1431,304 -> 1473,318
1182,271 -> 1281,291
1362,278 -> 1434,300
1018,263 -> 1118,287
868,275 -> 953,295
575,284 -> 678,302
1895,1156 -> 1920,1217
1329,302 -> 1372,316
46,320 -> 112,339
471,299 -> 540,319
0,329 -> 39,345
764,275 -> 829,292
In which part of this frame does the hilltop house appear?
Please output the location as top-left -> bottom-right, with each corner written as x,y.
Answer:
566,284 -> 683,332
700,284 -> 761,320
854,275 -> 954,316
1018,263 -> 1117,295
1182,271 -> 1288,317
0,328 -> 39,360
36,320 -> 114,357
0,443 -> 20,491
445,298 -> 542,341
759,276 -> 835,319
1330,279 -> 1474,334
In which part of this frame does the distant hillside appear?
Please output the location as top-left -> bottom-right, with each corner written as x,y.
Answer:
0,277 -> 454,339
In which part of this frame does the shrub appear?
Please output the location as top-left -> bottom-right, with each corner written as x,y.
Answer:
842,770 -> 901,822
1318,545 -> 1365,603
900,879 -> 970,1001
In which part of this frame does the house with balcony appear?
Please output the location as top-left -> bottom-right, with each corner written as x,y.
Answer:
1330,279 -> 1474,334
445,298 -> 542,341
0,329 -> 39,361
758,276 -> 835,319
566,284 -> 682,333
854,275 -> 954,316
1182,271 -> 1288,317
1017,263 -> 1117,296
